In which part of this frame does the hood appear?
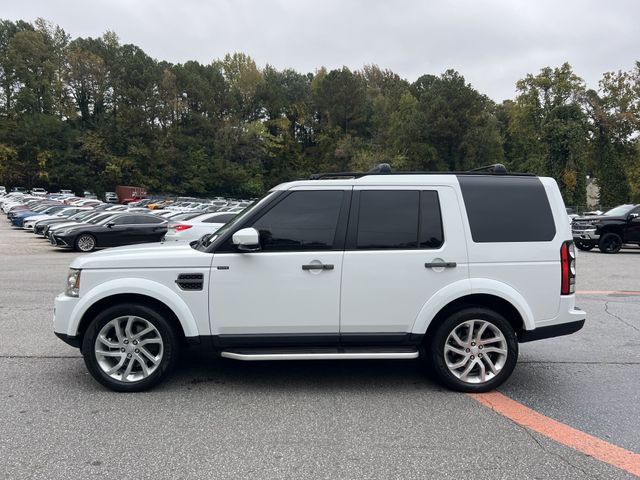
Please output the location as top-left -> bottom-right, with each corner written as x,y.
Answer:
50,221 -> 86,231
573,215 -> 624,223
71,242 -> 212,270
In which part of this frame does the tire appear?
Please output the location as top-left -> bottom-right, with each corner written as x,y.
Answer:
598,232 -> 623,254
575,240 -> 594,251
425,308 -> 518,393
75,233 -> 97,252
81,303 -> 179,392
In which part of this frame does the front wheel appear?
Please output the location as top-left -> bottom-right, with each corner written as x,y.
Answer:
75,233 -> 96,252
425,308 -> 518,393
598,233 -> 623,253
81,304 -> 179,392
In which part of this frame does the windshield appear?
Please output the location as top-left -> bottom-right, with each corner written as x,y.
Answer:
603,205 -> 635,217
196,191 -> 277,251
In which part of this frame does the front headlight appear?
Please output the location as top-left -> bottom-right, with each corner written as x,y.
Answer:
65,269 -> 81,297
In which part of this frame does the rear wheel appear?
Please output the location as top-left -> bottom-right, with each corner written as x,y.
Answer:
598,233 -> 622,253
75,233 -> 96,252
81,304 -> 179,392
425,308 -> 518,392
575,240 -> 594,251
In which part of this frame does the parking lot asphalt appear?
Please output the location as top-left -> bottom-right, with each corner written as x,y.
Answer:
1,218 -> 639,479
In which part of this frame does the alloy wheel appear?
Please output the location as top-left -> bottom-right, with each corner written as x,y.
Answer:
94,316 -> 164,383
602,236 -> 621,253
76,234 -> 95,252
443,319 -> 508,384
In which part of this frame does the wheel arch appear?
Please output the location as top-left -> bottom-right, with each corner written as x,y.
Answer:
422,294 -> 526,344
412,279 -> 535,339
598,225 -> 624,238
68,278 -> 200,343
77,293 -> 187,345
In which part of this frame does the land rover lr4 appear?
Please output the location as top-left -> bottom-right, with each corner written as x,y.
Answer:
54,166 -> 586,392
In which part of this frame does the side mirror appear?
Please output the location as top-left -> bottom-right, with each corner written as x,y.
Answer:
629,213 -> 639,221
232,227 -> 261,252
106,222 -> 114,228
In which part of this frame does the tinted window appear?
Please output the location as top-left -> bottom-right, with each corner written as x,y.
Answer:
252,191 -> 344,251
458,176 -> 556,242
357,191 -> 419,249
203,214 -> 236,224
111,215 -> 135,225
420,191 -> 444,248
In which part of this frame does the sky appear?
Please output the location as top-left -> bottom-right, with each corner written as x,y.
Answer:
3,0 -> 639,102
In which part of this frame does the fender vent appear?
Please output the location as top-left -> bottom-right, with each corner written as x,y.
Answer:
175,273 -> 204,291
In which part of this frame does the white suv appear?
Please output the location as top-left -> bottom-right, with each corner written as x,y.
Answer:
53,165 -> 586,392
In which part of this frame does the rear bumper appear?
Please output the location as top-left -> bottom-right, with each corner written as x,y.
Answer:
519,318 -> 585,342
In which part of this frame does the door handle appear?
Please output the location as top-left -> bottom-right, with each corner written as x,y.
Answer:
302,264 -> 334,271
425,262 -> 457,268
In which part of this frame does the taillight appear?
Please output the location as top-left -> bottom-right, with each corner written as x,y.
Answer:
561,241 -> 576,295
173,224 -> 192,232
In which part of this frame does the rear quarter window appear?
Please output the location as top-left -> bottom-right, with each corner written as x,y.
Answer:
457,176 -> 556,242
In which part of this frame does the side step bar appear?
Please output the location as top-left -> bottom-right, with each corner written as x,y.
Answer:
220,350 -> 420,361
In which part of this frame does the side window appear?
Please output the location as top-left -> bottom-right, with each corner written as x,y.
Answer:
357,191 -> 419,249
420,191 -> 444,249
458,176 -> 556,242
111,216 -> 133,225
203,214 -> 235,224
252,191 -> 344,251
134,215 -> 162,224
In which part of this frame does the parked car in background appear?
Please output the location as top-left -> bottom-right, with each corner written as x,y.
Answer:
9,203 -> 63,226
147,200 -> 173,210
105,192 -> 118,203
164,211 -> 239,242
44,211 -> 118,238
83,191 -> 98,199
10,187 -> 27,193
37,210 -> 105,236
50,213 -> 168,252
23,207 -> 89,230
572,204 -> 640,253
31,187 -> 48,196
0,186 -> 6,195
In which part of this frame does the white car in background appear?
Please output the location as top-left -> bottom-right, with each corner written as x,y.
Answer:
30,187 -> 48,196
163,211 -> 240,242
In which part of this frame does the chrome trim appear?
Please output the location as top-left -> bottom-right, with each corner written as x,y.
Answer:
220,351 -> 419,361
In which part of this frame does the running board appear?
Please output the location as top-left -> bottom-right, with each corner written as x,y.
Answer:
220,350 -> 420,361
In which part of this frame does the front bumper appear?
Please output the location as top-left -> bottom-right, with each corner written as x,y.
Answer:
50,235 -> 72,248
572,227 -> 599,242
53,293 -> 80,343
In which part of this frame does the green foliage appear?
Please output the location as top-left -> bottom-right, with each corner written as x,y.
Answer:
0,18 -> 639,208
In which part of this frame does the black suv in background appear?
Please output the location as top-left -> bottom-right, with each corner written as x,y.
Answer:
572,204 -> 640,253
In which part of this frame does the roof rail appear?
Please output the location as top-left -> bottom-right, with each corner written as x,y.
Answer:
467,163 -> 508,174
309,163 -> 532,180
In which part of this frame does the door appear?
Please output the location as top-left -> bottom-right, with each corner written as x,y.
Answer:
340,186 -> 468,342
626,206 -> 640,243
131,215 -> 167,243
209,188 -> 350,345
99,215 -> 138,247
